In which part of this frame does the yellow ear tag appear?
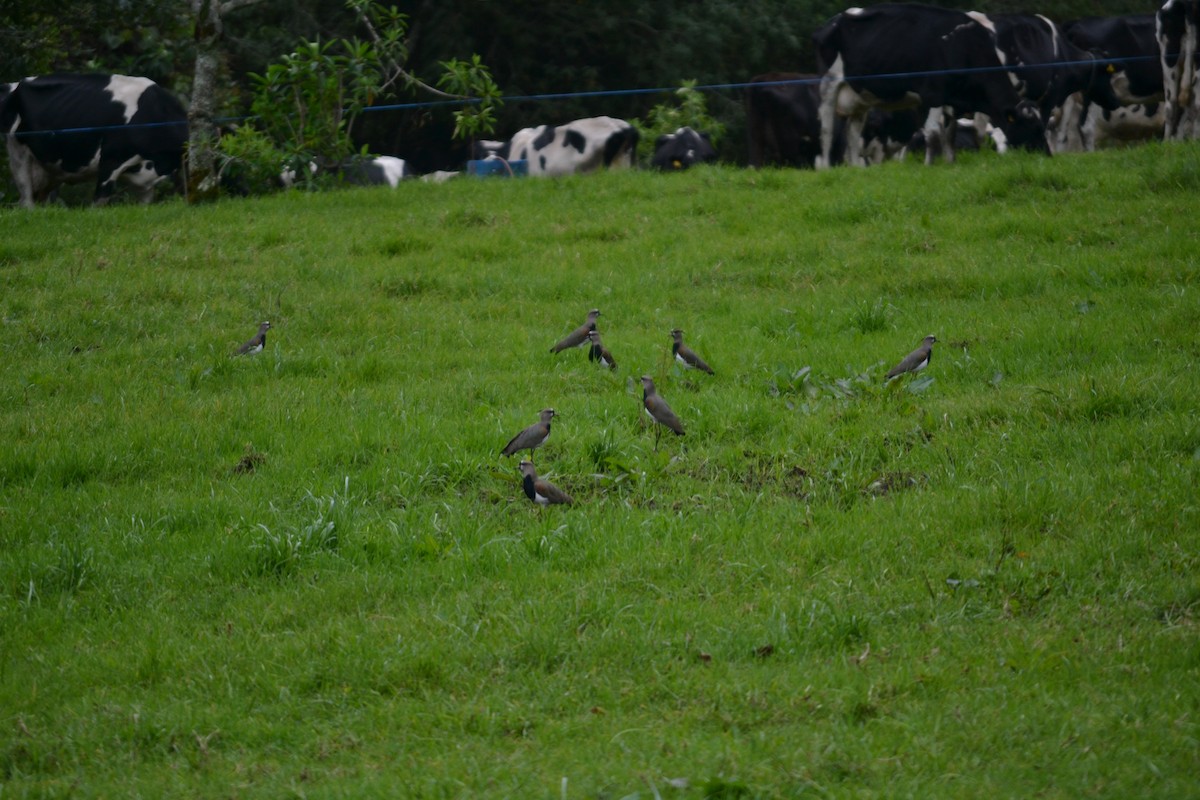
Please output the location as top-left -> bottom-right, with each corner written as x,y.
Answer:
672,159 -> 682,169
1106,64 -> 1116,73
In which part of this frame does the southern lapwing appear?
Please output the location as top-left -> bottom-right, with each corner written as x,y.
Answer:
550,309 -> 601,353
641,375 -> 685,450
587,330 -> 617,370
885,334 -> 937,381
518,460 -> 574,506
670,329 -> 714,374
501,408 -> 557,460
235,321 -> 271,355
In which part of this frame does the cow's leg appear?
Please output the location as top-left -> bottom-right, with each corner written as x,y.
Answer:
1186,31 -> 1200,138
1182,24 -> 1198,138
1070,97 -> 1087,152
6,139 -> 41,208
16,177 -> 37,209
1165,55 -> 1184,140
1056,93 -> 1086,152
845,112 -> 867,166
94,163 -> 123,205
921,107 -> 947,165
816,72 -> 841,170
1080,102 -> 1100,151
942,110 -> 958,164
971,112 -> 990,145
1164,51 -> 1182,140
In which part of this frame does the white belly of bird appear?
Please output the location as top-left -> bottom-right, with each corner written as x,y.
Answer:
675,353 -> 690,368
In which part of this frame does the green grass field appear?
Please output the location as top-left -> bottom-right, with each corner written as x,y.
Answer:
1,144 -> 1198,798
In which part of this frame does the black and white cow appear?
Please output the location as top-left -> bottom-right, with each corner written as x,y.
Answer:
813,3 -> 1049,168
1158,0 -> 1200,140
1065,15 -> 1163,106
1,73 -> 187,208
651,127 -> 717,170
337,155 -> 410,187
1056,14 -> 1164,151
473,116 -> 638,176
983,12 -> 1123,138
279,155 -> 411,189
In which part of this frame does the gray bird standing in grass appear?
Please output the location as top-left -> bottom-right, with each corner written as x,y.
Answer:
518,460 -> 573,505
671,328 -> 714,374
550,308 -> 601,353
501,408 -> 557,460
885,334 -> 937,380
641,375 -> 685,449
587,329 -> 617,370
235,321 -> 271,355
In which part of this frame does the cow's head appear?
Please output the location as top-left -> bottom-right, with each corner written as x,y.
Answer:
651,127 -> 718,171
1084,54 -> 1126,112
1001,101 -> 1051,155
471,139 -> 508,161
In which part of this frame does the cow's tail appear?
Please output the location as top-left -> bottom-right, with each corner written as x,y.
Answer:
0,82 -> 23,135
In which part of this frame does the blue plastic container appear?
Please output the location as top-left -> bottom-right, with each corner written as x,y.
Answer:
467,158 -> 528,177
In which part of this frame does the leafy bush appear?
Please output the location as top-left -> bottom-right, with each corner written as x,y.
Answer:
437,54 -> 503,144
249,37 -> 386,172
238,0 -> 500,189
634,80 -> 726,163
214,124 -> 291,196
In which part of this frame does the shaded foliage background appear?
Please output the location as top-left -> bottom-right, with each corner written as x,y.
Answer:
0,0 -> 1158,173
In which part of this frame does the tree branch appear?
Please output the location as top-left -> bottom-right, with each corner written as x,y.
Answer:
351,2 -> 466,100
218,0 -> 265,15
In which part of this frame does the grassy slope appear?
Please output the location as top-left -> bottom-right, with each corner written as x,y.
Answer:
1,144 -> 1198,798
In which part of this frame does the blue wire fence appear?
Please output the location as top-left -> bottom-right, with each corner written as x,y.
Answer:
1,52 -> 1169,140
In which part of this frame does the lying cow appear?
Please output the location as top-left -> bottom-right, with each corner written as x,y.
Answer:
280,155 -> 411,189
338,155 -> 410,187
473,116 -> 638,176
1082,102 -> 1166,148
1,73 -> 187,208
651,127 -> 717,170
